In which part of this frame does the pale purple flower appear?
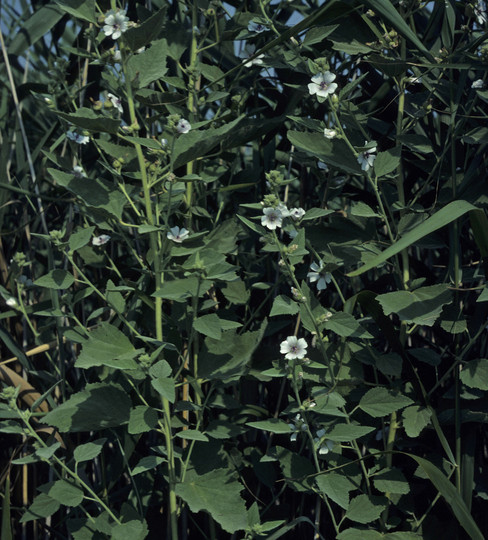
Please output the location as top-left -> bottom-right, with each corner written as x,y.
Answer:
239,44 -> 264,68
92,234 -> 111,246
280,336 -> 308,360
248,20 -> 268,33
307,261 -> 332,291
289,413 -> 308,441
107,92 -> 123,113
167,226 -> 189,243
67,130 -> 89,145
357,143 -> 377,172
474,1 -> 487,25
308,72 -> 338,98
103,9 -> 129,40
176,119 -> 191,134
314,429 -> 334,455
261,207 -> 282,230
290,208 -> 305,221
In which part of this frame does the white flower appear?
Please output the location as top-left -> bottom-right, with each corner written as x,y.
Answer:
103,9 -> 129,40
107,92 -> 123,113
261,207 -> 282,230
66,130 -> 89,145
239,44 -> 264,68
314,429 -> 334,455
323,128 -> 337,139
474,1 -> 487,25
280,336 -> 308,360
136,46 -> 146,54
357,143 -> 377,171
308,72 -> 338,98
248,20 -> 268,33
290,207 -> 305,221
113,49 -> 122,62
277,202 -> 290,218
160,138 -> 168,148
167,226 -> 189,243
73,165 -> 84,178
5,297 -> 17,307
92,234 -> 111,246
307,261 -> 332,291
472,79 -> 484,89
176,119 -> 191,134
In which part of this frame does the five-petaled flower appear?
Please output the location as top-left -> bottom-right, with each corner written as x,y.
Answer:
103,9 -> 130,40
261,207 -> 283,230
107,92 -> 123,113
176,119 -> 191,134
357,142 -> 377,172
280,336 -> 308,360
92,234 -> 111,246
307,261 -> 332,291
167,226 -> 189,243
289,414 -> 308,441
239,44 -> 264,68
323,128 -> 337,139
67,130 -> 89,145
248,20 -> 268,33
308,72 -> 338,98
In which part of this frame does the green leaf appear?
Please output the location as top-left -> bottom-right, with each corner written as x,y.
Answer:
127,39 -> 168,88
123,8 -> 166,51
376,284 -> 452,326
153,277 -> 212,302
359,388 -> 413,418
68,226 -> 95,252
8,4 -> 64,55
337,530 -> 383,540
302,208 -> 334,221
73,438 -> 107,463
326,424 -> 375,442
56,108 -> 120,134
348,201 -> 477,276
345,494 -> 386,524
175,430 -> 209,442
373,468 -> 410,495
49,169 -> 127,220
111,520 -> 148,540
54,0 -> 96,23
270,295 -> 300,317
325,312 -> 373,338
374,147 -> 401,178
303,25 -> 339,46
128,406 -> 158,434
176,468 -> 247,534
193,313 -> 222,340
42,383 -> 131,432
405,454 -> 484,540
75,323 -> 140,370
375,353 -> 403,378
132,456 -> 165,476
47,480 -> 84,507
350,201 -> 380,218
19,493 -> 60,523
460,358 -> 488,390
402,405 -> 431,438
316,473 -> 355,509
151,377 -> 175,403
246,419 -> 291,434
287,131 -> 360,175
34,270 -> 74,290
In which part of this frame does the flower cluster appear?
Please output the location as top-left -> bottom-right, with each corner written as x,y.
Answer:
261,203 -> 306,230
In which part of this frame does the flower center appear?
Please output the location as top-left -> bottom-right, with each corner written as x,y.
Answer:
319,81 -> 329,90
